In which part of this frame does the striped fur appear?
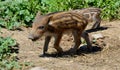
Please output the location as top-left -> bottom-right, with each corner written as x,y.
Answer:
70,7 -> 101,29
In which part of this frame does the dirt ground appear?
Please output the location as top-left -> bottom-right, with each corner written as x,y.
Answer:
0,20 -> 120,70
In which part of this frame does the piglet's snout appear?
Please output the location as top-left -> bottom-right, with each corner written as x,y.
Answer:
28,34 -> 34,40
28,33 -> 39,41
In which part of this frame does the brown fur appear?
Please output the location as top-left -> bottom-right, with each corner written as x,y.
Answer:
70,7 -> 101,29
28,11 -> 92,55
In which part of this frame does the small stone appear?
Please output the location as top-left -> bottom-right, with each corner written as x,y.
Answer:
92,33 -> 104,39
30,67 -> 47,70
44,57 -> 51,61
69,60 -> 74,63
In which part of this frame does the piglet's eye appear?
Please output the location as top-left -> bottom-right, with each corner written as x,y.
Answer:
38,26 -> 44,29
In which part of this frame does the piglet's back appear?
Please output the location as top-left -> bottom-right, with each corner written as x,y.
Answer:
48,12 -> 88,29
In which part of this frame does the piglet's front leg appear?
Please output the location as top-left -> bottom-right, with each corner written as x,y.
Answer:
43,36 -> 51,55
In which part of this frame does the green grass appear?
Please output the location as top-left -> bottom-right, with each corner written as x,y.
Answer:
0,37 -> 21,70
0,37 -> 33,70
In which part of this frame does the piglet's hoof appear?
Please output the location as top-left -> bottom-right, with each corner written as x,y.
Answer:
69,48 -> 77,55
87,47 -> 93,52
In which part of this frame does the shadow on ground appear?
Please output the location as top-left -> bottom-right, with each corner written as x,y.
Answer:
86,26 -> 108,33
39,45 -> 102,58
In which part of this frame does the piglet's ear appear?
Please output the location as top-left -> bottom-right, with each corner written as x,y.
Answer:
36,11 -> 41,16
35,11 -> 42,19
46,15 -> 53,25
